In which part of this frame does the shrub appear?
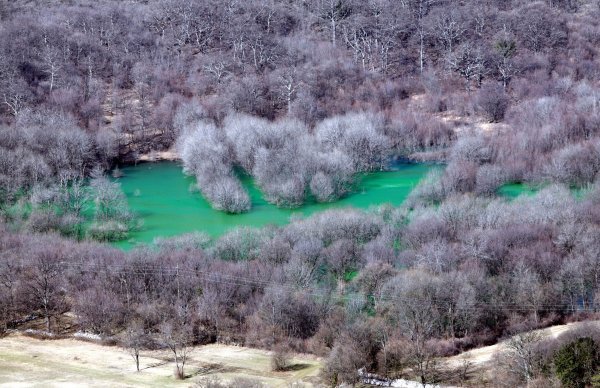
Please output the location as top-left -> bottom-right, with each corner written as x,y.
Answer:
179,121 -> 251,213
271,346 -> 291,371
553,337 -> 600,388
87,221 -> 130,242
476,83 -> 509,123
475,165 -> 507,196
310,172 -> 335,202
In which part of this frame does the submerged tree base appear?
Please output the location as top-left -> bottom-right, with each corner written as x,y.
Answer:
111,161 -> 434,248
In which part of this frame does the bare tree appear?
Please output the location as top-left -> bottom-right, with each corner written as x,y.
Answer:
493,32 -> 517,89
494,331 -> 543,386
40,46 -> 62,93
1,72 -> 30,116
179,121 -> 251,213
407,0 -> 438,74
21,247 -> 68,333
159,320 -> 194,379
122,320 -> 150,372
446,42 -> 488,91
381,271 -> 441,386
432,8 -> 466,54
315,0 -> 352,47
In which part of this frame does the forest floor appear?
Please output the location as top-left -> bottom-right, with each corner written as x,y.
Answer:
0,334 -> 322,387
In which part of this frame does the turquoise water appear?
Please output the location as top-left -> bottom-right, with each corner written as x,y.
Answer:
497,183 -> 538,198
113,161 -> 434,248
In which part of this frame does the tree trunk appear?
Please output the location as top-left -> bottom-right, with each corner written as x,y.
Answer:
173,352 -> 183,379
419,30 -> 425,74
331,18 -> 336,47
44,300 -> 51,333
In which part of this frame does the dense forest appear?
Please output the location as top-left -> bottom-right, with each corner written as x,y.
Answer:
3,0 -> 600,386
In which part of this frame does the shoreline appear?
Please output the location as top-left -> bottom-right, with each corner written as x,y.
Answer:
118,148 -> 180,166
136,149 -> 179,162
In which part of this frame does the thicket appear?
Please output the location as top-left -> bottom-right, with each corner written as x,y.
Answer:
5,178 -> 600,384
2,0 -> 599,214
493,324 -> 600,387
3,0 -> 600,386
179,112 -> 388,210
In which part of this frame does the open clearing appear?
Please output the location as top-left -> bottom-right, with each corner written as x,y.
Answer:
3,321 -> 598,387
0,334 -> 322,387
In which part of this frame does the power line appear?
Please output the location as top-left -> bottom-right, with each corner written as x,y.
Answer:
44,261 -> 585,313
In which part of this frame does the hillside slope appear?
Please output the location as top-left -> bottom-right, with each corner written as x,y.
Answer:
0,334 -> 322,387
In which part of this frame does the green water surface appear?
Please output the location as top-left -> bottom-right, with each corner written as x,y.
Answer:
114,161 -> 434,248
497,183 -> 538,198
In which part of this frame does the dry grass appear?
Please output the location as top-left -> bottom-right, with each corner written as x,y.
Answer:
441,320 -> 600,386
0,334 -> 322,387
446,321 -> 600,368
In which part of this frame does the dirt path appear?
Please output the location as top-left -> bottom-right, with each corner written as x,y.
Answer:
445,320 -> 600,368
0,334 -> 322,387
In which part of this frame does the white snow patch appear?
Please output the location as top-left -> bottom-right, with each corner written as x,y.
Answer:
359,369 -> 449,388
24,329 -> 54,337
390,379 -> 444,388
73,331 -> 102,341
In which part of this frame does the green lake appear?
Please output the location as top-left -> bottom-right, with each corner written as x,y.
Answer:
496,183 -> 538,198
113,161 -> 434,248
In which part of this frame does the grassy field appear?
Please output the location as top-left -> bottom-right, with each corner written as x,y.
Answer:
0,334 -> 322,387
